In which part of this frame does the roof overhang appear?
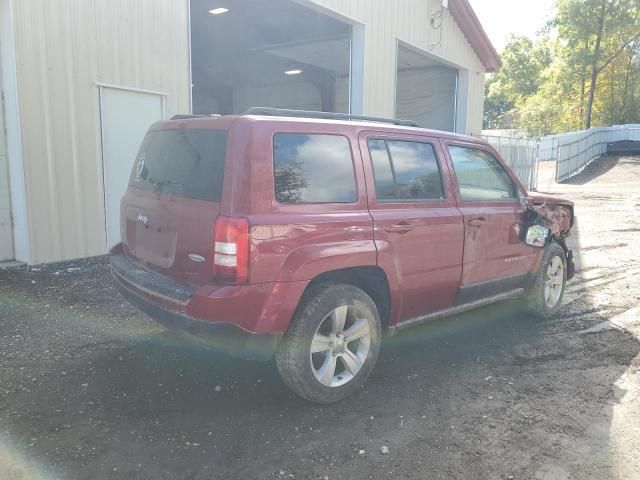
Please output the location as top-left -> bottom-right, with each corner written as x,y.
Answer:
448,0 -> 501,73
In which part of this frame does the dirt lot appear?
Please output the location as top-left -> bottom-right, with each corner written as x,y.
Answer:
1,155 -> 639,480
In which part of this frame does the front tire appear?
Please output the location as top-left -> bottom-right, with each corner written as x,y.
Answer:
526,242 -> 567,318
275,283 -> 382,404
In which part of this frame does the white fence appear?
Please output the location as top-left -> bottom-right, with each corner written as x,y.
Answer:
538,136 -> 560,162
539,124 -> 640,181
481,135 -> 540,190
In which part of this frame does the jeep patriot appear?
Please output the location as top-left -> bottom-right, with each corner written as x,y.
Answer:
111,108 -> 575,403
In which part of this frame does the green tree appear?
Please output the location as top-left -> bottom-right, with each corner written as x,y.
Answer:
486,1 -> 640,135
483,78 -> 514,129
519,64 -> 577,136
555,0 -> 640,128
483,35 -> 551,129
274,162 -> 308,202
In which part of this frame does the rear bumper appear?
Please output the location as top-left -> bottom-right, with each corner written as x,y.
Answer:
113,273 -> 280,360
110,251 -> 285,360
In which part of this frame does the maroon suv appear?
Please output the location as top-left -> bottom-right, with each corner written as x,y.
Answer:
110,108 -> 575,403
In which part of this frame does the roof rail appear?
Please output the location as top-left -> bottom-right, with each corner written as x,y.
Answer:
170,114 -> 222,120
244,107 -> 420,128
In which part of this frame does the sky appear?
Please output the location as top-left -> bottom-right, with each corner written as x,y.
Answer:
468,0 -> 555,53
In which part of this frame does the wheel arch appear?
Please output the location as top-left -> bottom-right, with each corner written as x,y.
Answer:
300,266 -> 392,330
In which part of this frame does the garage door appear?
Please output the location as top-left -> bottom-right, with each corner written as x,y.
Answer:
395,45 -> 458,132
100,87 -> 164,249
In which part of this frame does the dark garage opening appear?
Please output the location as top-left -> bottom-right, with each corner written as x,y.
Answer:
395,44 -> 459,132
189,0 -> 352,115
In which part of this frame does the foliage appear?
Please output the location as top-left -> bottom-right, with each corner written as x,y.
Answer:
483,0 -> 640,135
484,35 -> 551,129
274,162 -> 308,202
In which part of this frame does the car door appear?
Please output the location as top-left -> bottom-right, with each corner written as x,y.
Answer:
359,132 -> 464,324
442,140 -> 535,303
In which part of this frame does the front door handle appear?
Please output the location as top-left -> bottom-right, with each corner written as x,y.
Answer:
385,222 -> 415,233
468,217 -> 487,227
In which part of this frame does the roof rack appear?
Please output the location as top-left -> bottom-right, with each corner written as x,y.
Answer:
170,114 -> 222,120
244,107 -> 420,128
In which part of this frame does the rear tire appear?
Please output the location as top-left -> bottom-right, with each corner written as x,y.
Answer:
275,283 -> 382,404
526,242 -> 567,318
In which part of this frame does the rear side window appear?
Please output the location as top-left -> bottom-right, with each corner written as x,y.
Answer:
273,133 -> 356,203
448,146 -> 516,201
367,139 -> 445,201
130,129 -> 227,201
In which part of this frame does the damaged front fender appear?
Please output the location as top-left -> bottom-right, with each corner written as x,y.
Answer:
525,192 -> 575,279
526,192 -> 574,237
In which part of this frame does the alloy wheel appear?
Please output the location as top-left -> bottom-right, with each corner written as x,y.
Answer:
544,255 -> 564,308
310,305 -> 371,387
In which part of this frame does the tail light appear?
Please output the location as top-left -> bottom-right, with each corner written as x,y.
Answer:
212,216 -> 250,284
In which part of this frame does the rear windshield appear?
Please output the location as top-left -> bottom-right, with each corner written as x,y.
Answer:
129,128 -> 227,201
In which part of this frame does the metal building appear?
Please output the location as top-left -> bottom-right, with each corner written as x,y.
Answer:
0,0 -> 500,265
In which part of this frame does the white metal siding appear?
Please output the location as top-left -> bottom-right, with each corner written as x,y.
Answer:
11,0 -> 190,264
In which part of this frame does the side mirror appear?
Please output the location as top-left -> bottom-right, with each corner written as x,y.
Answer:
521,195 -> 534,206
525,224 -> 550,248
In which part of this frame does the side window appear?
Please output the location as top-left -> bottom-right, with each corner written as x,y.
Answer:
367,139 -> 445,201
273,134 -> 357,203
368,139 -> 396,200
448,146 -> 516,201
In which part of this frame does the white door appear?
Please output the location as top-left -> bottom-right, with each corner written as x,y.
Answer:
100,87 -> 163,249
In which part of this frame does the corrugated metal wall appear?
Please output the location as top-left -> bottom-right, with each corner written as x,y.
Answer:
10,0 -> 487,263
304,0 -> 486,134
11,0 -> 190,264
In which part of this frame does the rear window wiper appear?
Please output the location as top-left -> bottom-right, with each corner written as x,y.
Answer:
149,177 -> 185,192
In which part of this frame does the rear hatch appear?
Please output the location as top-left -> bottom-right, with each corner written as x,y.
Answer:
121,122 -> 228,287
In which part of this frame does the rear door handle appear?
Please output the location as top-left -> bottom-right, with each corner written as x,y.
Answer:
468,217 -> 487,227
385,223 -> 415,233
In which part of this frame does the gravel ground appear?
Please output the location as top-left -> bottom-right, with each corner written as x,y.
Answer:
1,155 -> 639,480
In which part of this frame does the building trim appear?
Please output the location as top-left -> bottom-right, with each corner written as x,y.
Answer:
94,82 -> 169,98
397,37 -> 465,71
1,0 -> 31,263
455,69 -> 470,134
349,25 -> 367,115
187,0 -> 193,114
392,37 -> 399,120
448,0 -> 501,72
97,84 -> 166,248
